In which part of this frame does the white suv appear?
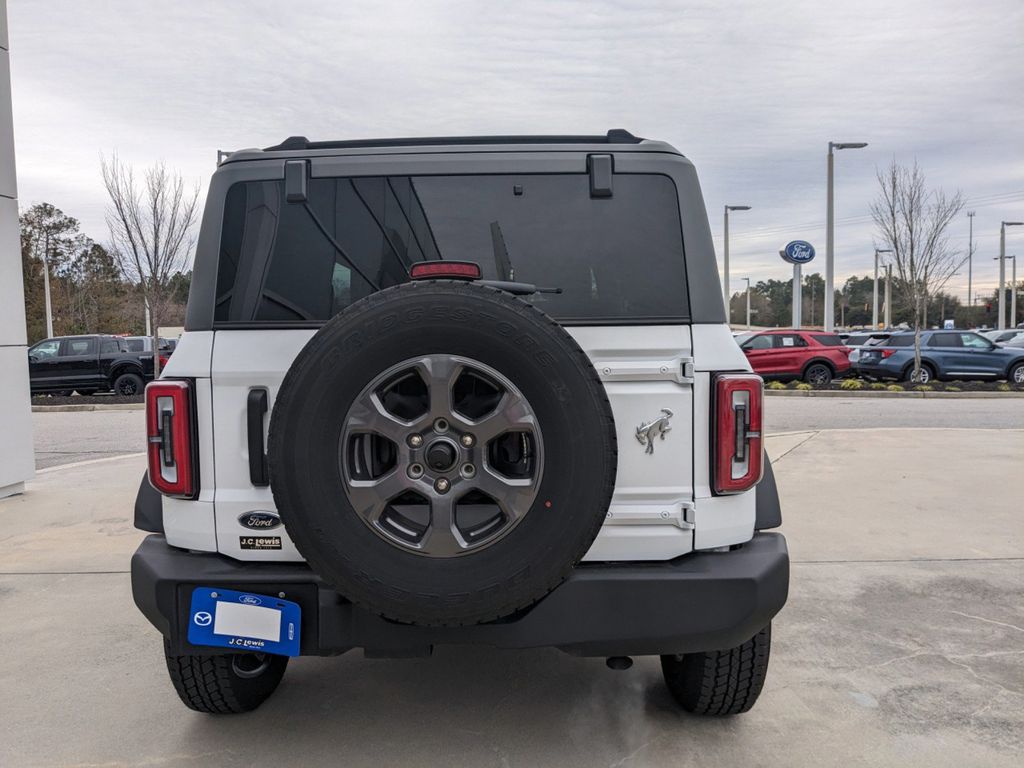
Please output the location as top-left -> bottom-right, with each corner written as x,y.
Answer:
131,131 -> 788,716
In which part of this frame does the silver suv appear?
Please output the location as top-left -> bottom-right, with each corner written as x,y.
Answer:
131,131 -> 788,716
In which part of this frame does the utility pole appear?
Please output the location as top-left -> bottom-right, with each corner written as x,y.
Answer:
825,140 -> 868,331
967,211 -> 975,318
42,230 -> 54,338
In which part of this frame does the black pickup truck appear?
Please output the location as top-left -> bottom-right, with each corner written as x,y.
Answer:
28,334 -> 154,396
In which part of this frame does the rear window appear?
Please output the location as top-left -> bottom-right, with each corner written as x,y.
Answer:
812,334 -> 844,347
214,174 -> 688,324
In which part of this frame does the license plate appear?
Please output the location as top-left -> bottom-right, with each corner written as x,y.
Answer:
188,587 -> 301,657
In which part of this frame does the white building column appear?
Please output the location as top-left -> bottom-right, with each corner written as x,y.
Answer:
0,0 -> 35,498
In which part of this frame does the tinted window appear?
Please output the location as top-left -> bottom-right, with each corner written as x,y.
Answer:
744,334 -> 774,350
928,333 -> 961,347
845,334 -> 870,346
123,338 -> 145,352
100,339 -> 119,353
886,335 -> 916,347
60,338 -> 96,356
215,174 -> 688,324
812,334 -> 844,347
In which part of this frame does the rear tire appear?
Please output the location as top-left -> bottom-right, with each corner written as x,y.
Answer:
660,624 -> 772,716
113,372 -> 144,397
803,362 -> 832,386
1009,362 -> 1024,385
163,640 -> 288,714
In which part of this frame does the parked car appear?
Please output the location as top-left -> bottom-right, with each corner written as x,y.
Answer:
735,329 -> 852,384
981,328 -> 1024,345
28,334 -> 154,396
1002,334 -> 1024,349
856,330 -> 1024,383
843,332 -> 892,365
121,335 -> 176,369
131,131 -> 788,717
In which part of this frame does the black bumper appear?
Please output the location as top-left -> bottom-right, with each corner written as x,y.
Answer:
132,533 -> 789,658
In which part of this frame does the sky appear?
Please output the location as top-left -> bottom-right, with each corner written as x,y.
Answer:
6,0 -> 1024,302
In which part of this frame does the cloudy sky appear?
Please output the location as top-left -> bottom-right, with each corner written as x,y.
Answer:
7,0 -> 1024,301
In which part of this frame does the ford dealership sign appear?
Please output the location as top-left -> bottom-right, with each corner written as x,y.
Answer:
780,240 -> 816,265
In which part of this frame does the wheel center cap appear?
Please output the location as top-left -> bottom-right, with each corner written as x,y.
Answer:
425,439 -> 458,472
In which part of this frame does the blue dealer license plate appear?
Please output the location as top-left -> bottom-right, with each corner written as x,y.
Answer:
188,587 -> 301,657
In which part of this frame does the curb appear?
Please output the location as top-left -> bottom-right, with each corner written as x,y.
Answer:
765,389 -> 1024,399
31,403 -> 145,413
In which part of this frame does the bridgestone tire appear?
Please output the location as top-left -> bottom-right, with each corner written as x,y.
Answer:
163,640 -> 288,714
268,281 -> 617,627
660,624 -> 772,716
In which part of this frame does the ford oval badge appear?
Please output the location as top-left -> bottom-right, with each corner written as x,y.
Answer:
239,511 -> 282,530
781,240 -> 816,265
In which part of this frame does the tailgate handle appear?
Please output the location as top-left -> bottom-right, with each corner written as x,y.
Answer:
247,388 -> 270,486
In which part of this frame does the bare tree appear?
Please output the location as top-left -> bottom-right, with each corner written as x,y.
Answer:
871,160 -> 964,381
102,155 -> 199,375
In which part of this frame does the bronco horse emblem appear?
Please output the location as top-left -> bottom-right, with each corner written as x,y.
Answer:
635,409 -> 673,454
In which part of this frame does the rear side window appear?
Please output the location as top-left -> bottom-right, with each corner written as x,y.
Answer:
928,333 -> 961,347
124,339 -> 145,352
812,334 -> 844,347
886,335 -> 915,347
744,334 -> 773,350
100,339 -> 119,353
214,173 -> 688,324
60,338 -> 96,356
776,334 -> 808,348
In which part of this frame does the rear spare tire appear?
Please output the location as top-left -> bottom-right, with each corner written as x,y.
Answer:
268,281 -> 617,627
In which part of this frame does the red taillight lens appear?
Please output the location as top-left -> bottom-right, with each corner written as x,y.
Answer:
713,373 -> 764,495
409,261 -> 482,280
145,380 -> 196,498
881,349 -> 897,358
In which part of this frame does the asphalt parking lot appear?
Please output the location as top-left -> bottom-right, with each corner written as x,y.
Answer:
3,406 -> 1023,766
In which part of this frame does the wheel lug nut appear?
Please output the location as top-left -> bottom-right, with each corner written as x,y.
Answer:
460,434 -> 475,447
435,477 -> 450,493
408,434 -> 423,448
408,463 -> 424,479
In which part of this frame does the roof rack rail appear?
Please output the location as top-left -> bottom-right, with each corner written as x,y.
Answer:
263,129 -> 643,152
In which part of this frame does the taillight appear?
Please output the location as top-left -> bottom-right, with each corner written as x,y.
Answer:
880,349 -> 897,358
145,380 -> 196,498
713,373 -> 764,495
409,261 -> 482,280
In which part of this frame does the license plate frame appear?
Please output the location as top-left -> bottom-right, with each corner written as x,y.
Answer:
187,587 -> 301,657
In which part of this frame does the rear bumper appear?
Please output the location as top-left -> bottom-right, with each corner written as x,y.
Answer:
131,532 -> 789,658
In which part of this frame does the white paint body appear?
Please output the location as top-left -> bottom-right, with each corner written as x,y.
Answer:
160,319 -> 757,562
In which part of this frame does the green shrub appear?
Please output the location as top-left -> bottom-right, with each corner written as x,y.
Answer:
795,382 -> 812,391
886,384 -> 904,392
840,379 -> 864,390
870,382 -> 888,390
786,380 -> 801,389
997,383 -> 1011,392
916,385 -> 934,392
945,385 -> 960,392
766,381 -> 786,390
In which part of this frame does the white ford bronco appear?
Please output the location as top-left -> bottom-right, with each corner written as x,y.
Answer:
131,130 -> 788,716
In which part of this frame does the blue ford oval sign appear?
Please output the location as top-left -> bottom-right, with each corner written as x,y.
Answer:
781,240 -> 816,265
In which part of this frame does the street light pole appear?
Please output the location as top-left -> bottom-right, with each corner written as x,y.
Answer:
884,264 -> 892,328
42,230 -> 54,339
999,222 -> 1023,330
1012,255 -> 1018,328
873,248 -> 892,329
967,211 -> 975,316
723,205 -> 751,325
825,141 -> 868,332
743,277 -> 751,329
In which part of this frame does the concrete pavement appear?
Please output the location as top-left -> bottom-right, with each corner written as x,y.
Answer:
2,427 -> 1022,767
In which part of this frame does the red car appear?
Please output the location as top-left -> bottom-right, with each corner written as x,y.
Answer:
736,330 -> 852,385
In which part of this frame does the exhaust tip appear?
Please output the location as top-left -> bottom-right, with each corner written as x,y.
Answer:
605,656 -> 633,671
